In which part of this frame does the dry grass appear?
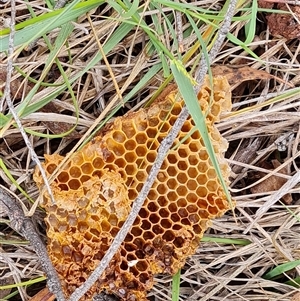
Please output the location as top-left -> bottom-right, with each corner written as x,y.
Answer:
0,0 -> 300,300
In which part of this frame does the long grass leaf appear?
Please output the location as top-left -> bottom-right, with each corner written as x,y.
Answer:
264,259 -> 300,280
170,61 -> 233,207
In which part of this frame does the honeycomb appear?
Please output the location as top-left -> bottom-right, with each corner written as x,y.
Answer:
33,76 -> 233,301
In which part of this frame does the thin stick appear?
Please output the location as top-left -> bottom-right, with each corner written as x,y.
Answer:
69,1 -> 238,300
1,0 -> 55,210
0,187 -> 66,301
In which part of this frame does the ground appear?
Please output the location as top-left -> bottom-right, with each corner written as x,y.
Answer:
0,1 -> 300,301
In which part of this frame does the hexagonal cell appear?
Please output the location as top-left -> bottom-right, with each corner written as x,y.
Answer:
125,164 -> 136,176
158,208 -> 169,218
146,152 -> 156,163
198,209 -> 209,219
141,220 -> 151,230
187,204 -> 198,213
177,172 -> 188,184
135,260 -> 148,272
196,186 -> 207,198
170,213 -> 180,222
147,201 -> 158,212
178,208 -> 188,218
187,179 -> 197,191
167,153 -> 177,164
111,227 -> 119,237
131,226 -> 142,237
161,218 -> 172,229
189,141 -> 200,152
133,237 -> 144,249
168,203 -> 178,213
157,172 -> 167,183
157,196 -> 168,207
162,230 -> 175,242
80,175 -> 91,184
206,168 -> 217,179
48,213 -> 59,228
173,236 -> 185,248
67,214 -> 77,227
135,145 -> 147,157
139,207 -> 149,218
135,250 -> 145,260
62,245 -> 72,258
56,208 -> 68,218
146,139 -> 159,150
171,106 -> 181,116
72,153 -> 84,165
178,160 -> 188,171
167,178 -> 178,189
157,183 -> 167,195
149,117 -> 159,127
120,260 -> 128,271
152,225 -> 164,234
167,191 -> 177,202
193,224 -> 202,235
199,150 -> 209,161
135,133 -> 148,144
46,163 -> 57,174
92,157 -> 103,170
78,221 -> 88,232
188,154 -> 198,166
115,158 -> 126,168
146,128 -> 156,138
112,131 -> 126,143
188,214 -> 200,224
139,272 -> 150,284
176,185 -> 188,197
81,163 -> 93,175
207,180 -> 218,191
191,130 -> 201,139
124,139 -> 137,151
159,110 -> 169,120
124,152 -> 136,163
211,103 -> 221,117
78,198 -> 89,208
125,243 -> 137,252
136,170 -> 147,182
197,174 -> 208,185
149,213 -> 160,224
167,166 -> 177,177
122,122 -> 136,138
68,179 -> 81,190
187,168 -> 198,179
143,231 -> 155,241
108,214 -> 118,226
186,193 -> 197,203
125,233 -> 133,242
112,144 -> 126,157
57,171 -> 69,183
208,205 -> 218,215
83,148 -> 96,161
100,220 -> 111,232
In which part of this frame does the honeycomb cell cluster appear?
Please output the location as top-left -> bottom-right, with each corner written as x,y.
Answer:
34,76 -> 233,301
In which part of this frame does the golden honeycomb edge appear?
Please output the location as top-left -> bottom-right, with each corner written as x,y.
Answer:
33,75 -> 233,301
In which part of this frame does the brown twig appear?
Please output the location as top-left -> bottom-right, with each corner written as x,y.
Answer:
0,187 -> 66,301
68,1 -> 238,300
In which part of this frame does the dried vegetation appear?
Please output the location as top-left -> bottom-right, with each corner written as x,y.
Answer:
0,0 -> 300,301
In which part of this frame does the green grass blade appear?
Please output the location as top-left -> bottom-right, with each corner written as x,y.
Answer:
0,0 -> 103,51
244,0 -> 257,45
170,61 -> 232,207
201,236 -> 251,245
263,259 -> 300,280
0,159 -> 34,203
172,269 -> 181,301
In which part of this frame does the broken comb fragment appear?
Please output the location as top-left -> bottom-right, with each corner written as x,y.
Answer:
34,76 -> 233,301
